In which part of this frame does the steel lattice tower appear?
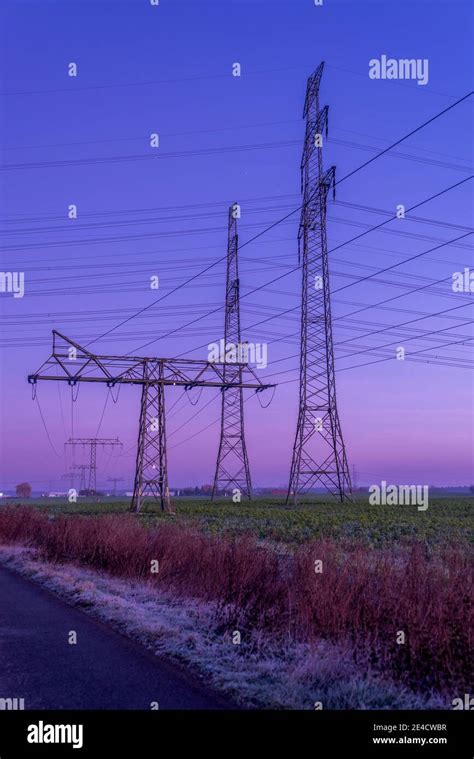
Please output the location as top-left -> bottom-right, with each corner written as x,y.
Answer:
287,62 -> 352,504
73,464 -> 89,493
29,341 -> 272,511
131,361 -> 170,512
66,437 -> 122,493
212,204 -> 252,500
72,465 -> 87,493
107,477 -> 124,496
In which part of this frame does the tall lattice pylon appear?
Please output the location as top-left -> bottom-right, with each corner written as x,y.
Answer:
212,204 -> 252,500
131,361 -> 170,512
287,62 -> 352,504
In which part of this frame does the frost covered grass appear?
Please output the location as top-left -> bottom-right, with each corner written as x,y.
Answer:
12,495 -> 473,546
0,506 -> 471,699
0,545 -> 448,710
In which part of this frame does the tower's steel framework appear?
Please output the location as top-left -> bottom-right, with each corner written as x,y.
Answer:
107,477 -> 124,496
212,205 -> 252,500
72,464 -> 88,492
65,437 -> 122,493
287,62 -> 352,503
29,331 -> 272,512
132,361 -> 170,511
61,470 -> 76,490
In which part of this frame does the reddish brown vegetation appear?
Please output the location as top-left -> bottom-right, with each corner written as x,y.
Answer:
0,506 -> 471,691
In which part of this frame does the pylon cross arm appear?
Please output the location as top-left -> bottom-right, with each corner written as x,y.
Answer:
27,329 -> 275,515
27,331 -> 274,391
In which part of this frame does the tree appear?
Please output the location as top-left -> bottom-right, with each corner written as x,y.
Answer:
16,482 -> 32,499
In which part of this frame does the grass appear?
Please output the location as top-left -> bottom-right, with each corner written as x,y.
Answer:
6,495 -> 473,548
0,496 -> 471,704
0,545 -> 445,710
0,505 -> 471,694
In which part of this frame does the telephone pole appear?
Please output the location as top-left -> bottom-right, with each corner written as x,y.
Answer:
212,204 -> 252,500
287,62 -> 352,504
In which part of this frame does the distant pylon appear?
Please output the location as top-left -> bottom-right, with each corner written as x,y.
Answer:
61,470 -> 77,491
352,465 -> 358,491
287,62 -> 352,504
107,477 -> 124,496
66,437 -> 122,493
72,464 -> 88,493
212,203 -> 252,500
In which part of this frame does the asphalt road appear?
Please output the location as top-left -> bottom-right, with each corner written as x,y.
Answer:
0,563 -> 232,709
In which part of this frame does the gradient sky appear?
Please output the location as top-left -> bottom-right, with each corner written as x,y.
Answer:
0,0 -> 473,491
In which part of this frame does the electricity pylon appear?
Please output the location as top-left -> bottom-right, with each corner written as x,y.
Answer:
107,477 -> 124,496
72,464 -> 88,493
287,62 -> 352,504
132,360 -> 170,511
212,204 -> 252,500
65,437 -> 122,493
29,331 -> 273,512
61,470 -> 77,490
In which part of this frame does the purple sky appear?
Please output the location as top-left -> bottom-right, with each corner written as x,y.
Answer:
0,0 -> 473,491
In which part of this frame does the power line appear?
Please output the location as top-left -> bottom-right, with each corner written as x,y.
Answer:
0,64 -> 313,98
243,273 -> 474,370
332,91 -> 473,185
172,225 -> 473,361
2,132 -> 472,177
168,333 -> 474,452
23,93 -> 470,352
3,193 -> 472,241
260,304 -> 474,378
34,395 -> 62,459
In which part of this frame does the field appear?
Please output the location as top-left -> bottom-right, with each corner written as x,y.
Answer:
9,494 -> 473,548
0,495 -> 471,708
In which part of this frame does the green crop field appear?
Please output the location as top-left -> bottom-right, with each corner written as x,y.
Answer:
4,495 -> 472,548
1,495 -> 471,707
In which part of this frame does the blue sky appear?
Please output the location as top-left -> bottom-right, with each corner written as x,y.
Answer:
0,0 -> 473,490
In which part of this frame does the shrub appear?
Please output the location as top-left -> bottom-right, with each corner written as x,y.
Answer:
0,507 -> 470,691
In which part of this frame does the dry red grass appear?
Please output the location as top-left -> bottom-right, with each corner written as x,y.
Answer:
0,506 -> 471,691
